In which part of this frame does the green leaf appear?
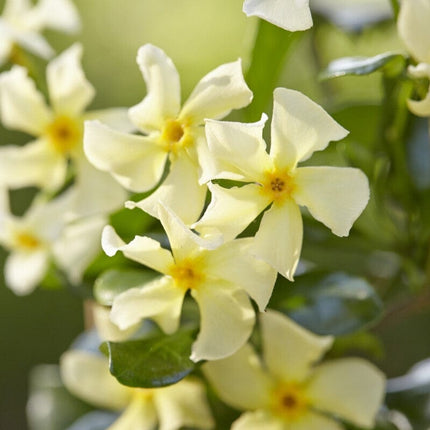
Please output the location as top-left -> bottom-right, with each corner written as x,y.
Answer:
100,328 -> 197,388
94,269 -> 158,306
320,53 -> 406,81
270,272 -> 384,336
243,20 -> 302,121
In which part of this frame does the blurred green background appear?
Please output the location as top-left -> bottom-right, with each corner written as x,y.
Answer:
1,0 -> 430,429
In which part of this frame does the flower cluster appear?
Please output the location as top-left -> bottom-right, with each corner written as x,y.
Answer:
1,1 -> 408,429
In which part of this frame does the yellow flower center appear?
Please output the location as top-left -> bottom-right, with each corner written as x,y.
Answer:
271,383 -> 309,422
169,258 -> 205,291
14,232 -> 41,251
261,168 -> 296,205
46,115 -> 82,155
160,118 -> 193,154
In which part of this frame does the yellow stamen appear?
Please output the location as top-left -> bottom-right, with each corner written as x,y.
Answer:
160,119 -> 193,154
46,115 -> 82,155
260,168 -> 296,205
15,232 -> 41,250
271,383 -> 309,422
169,258 -> 205,291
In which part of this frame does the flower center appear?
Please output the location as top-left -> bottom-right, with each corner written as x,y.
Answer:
14,231 -> 41,251
160,119 -> 193,154
272,383 -> 308,422
46,115 -> 82,155
169,258 -> 205,291
261,169 -> 296,205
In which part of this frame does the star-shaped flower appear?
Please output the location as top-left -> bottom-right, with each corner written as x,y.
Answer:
84,43 -> 253,224
195,87 -> 369,280
0,43 -> 128,217
204,309 -> 385,430
61,349 -> 214,430
398,0 -> 430,116
243,0 -> 312,31
103,204 -> 276,362
0,0 -> 80,66
0,187 -> 106,295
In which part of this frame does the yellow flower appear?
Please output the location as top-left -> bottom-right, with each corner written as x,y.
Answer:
195,87 -> 369,280
204,309 -> 385,430
84,43 -> 252,224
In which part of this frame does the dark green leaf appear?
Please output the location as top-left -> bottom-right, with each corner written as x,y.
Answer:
100,328 -> 197,388
270,272 -> 384,335
320,53 -> 406,81
94,269 -> 159,306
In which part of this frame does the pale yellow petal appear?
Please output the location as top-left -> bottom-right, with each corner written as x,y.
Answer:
232,410 -> 284,430
270,88 -> 348,168
108,396 -> 157,430
293,166 -> 369,237
0,139 -> 66,191
101,226 -> 174,274
128,155 -> 206,225
205,238 -> 277,311
252,200 -> 303,280
0,66 -> 52,135
307,358 -> 385,428
47,43 -> 94,116
243,0 -> 312,32
194,182 -> 269,242
84,120 -> 167,192
60,350 -> 131,411
180,59 -> 252,124
110,276 -> 184,333
200,116 -> 270,183
84,108 -> 135,133
261,310 -> 333,383
190,283 -> 255,362
203,344 -> 273,411
398,0 -> 430,63
129,44 -> 181,133
155,378 -> 214,430
290,410 -> 344,430
5,249 -> 49,295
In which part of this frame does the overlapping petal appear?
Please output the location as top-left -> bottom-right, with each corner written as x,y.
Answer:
84,120 -> 167,192
270,88 -> 348,168
406,63 -> 430,117
0,66 -> 52,135
307,358 -> 385,428
287,411 -> 344,430
243,0 -> 312,32
203,344 -> 273,411
155,378 -> 214,430
201,116 -> 270,183
109,398 -> 157,430
293,166 -> 369,237
252,200 -> 303,280
102,226 -> 174,273
194,182 -> 270,242
129,155 -> 207,225
129,44 -> 181,133
47,43 -> 95,116
398,0 -> 430,64
261,310 -> 333,383
204,238 -> 277,311
180,59 -> 252,124
232,410 -> 287,430
60,350 -> 131,411
190,282 -> 255,362
110,276 -> 184,333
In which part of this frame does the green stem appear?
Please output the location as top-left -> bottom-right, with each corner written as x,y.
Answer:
389,0 -> 400,20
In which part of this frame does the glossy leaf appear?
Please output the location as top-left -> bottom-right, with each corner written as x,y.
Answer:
270,272 -> 384,335
100,328 -> 197,388
94,269 -> 159,306
320,53 -> 406,81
